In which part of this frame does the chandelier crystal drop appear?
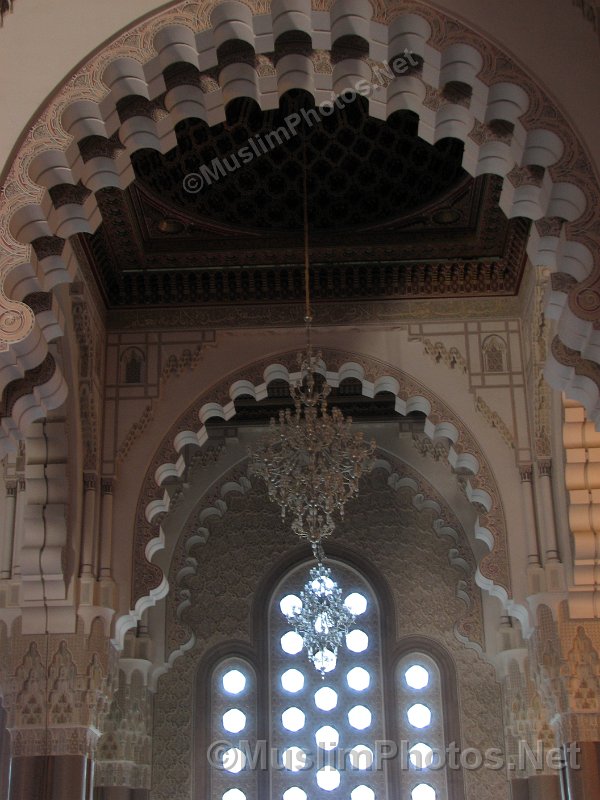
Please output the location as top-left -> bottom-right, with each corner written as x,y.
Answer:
249,343 -> 375,544
286,561 -> 355,676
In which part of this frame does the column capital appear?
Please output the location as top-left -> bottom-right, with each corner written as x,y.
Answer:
83,472 -> 98,491
519,463 -> 533,482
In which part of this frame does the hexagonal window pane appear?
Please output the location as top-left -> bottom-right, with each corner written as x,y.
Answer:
222,790 -> 246,800
405,665 -> 429,690
407,704 -> 432,729
222,747 -> 246,773
348,745 -> 374,770
345,592 -> 368,615
281,668 -> 305,693
410,743 -> 434,769
283,789 -> 307,800
223,708 -> 246,734
282,747 -> 307,772
280,594 -> 302,617
222,669 -> 246,695
412,784 -> 436,800
281,631 -> 303,655
348,705 -> 372,730
313,648 -> 337,673
282,707 -> 305,732
314,687 -> 338,711
316,766 -> 341,791
351,787 -> 375,800
346,630 -> 369,653
347,667 -> 370,692
315,725 -> 339,750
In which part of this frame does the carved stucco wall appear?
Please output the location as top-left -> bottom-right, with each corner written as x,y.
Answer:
151,469 -> 508,800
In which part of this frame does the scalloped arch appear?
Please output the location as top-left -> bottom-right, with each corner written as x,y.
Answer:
162,453 -> 493,668
1,0 -> 600,452
123,347 -> 514,653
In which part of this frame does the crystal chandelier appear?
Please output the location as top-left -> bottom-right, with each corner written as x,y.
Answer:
286,559 -> 355,677
248,150 -> 375,546
249,350 -> 375,544
249,141 -> 374,673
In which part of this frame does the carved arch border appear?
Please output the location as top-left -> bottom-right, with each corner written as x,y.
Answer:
121,346 -> 514,648
0,0 -> 600,452
166,452 -> 487,665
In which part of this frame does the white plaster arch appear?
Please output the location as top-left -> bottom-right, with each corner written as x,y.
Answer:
156,453 -> 492,674
0,0 -> 599,454
112,351 -> 520,664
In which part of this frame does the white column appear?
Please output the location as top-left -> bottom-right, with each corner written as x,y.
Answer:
11,478 -> 25,577
519,464 -> 541,566
537,460 -> 560,563
80,473 -> 97,576
0,482 -> 17,579
99,478 -> 114,579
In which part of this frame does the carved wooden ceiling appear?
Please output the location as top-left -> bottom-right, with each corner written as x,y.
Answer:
75,90 -> 530,310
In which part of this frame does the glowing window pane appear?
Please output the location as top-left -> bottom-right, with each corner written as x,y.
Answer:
281,631 -> 303,655
345,592 -> 368,615
314,687 -> 338,711
282,707 -> 305,732
282,747 -> 307,772
222,748 -> 246,773
283,789 -> 307,800
348,705 -> 372,730
347,667 -> 370,692
407,704 -> 432,729
315,725 -> 339,750
405,665 -> 429,690
410,743 -> 434,769
316,766 -> 341,791
222,669 -> 246,695
280,594 -> 302,617
412,784 -> 436,800
346,630 -> 369,653
281,669 -> 305,693
223,709 -> 246,734
351,787 -> 375,800
222,790 -> 246,800
313,648 -> 337,673
348,745 -> 374,770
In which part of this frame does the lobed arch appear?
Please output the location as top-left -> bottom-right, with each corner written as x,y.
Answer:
164,455 -> 488,667
117,346 -> 529,655
0,1 -> 599,455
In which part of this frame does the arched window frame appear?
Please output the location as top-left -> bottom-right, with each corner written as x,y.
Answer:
390,637 -> 464,800
194,548 -> 465,800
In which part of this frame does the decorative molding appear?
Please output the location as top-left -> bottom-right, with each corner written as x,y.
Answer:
474,395 -> 515,449
422,339 -> 468,373
0,0 -> 598,438
2,625 -> 117,757
115,404 -> 154,465
96,668 -> 153,789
